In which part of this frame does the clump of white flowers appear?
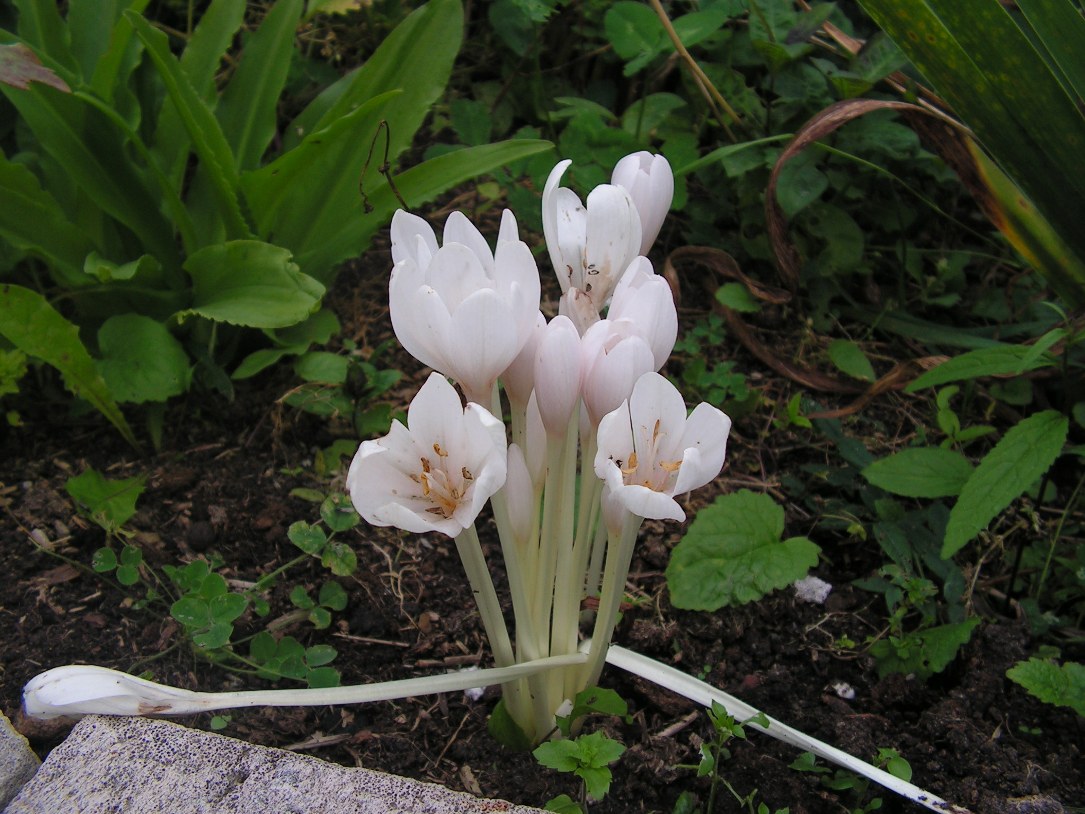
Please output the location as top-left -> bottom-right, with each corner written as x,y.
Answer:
347,152 -> 732,741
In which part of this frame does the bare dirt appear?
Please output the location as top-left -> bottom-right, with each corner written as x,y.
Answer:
1,253 -> 1082,814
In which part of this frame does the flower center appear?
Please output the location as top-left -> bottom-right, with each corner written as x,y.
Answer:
411,443 -> 473,518
619,419 -> 682,492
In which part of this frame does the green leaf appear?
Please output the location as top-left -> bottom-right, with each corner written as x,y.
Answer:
306,666 -> 340,688
91,548 -> 118,572
320,493 -> 359,532
209,593 -> 248,624
943,410 -> 1068,557
869,618 -> 980,679
604,2 -> 666,75
321,541 -> 357,576
304,644 -> 337,667
906,345 -> 1057,392
171,596 -> 211,629
126,11 -> 250,241
192,621 -> 233,649
116,564 -> 140,586
862,447 -> 974,499
177,240 -> 324,329
250,630 -> 277,663
1006,658 -> 1085,716
65,468 -> 146,529
450,97 -> 492,147
487,698 -> 533,751
714,282 -> 760,313
97,314 -> 191,403
544,794 -> 584,814
288,521 -> 327,554
215,0 -> 303,170
318,580 -> 348,611
289,584 -> 315,610
666,490 -> 820,610
294,352 -> 350,385
827,339 -> 875,382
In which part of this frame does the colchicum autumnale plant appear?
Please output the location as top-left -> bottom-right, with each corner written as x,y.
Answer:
21,151 -> 969,813
348,151 -> 731,741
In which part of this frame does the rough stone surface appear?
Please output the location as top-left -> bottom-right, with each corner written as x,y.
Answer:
4,715 -> 543,814
0,713 -> 39,810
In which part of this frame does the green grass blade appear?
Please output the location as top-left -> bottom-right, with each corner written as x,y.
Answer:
0,283 -> 138,447
13,0 -> 75,74
126,11 -> 251,242
215,0 -> 302,170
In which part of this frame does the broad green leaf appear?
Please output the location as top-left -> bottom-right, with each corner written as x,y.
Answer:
305,644 -> 337,667
306,666 -> 340,688
126,11 -> 250,241
216,0 -> 303,170
943,410 -> 1068,557
210,592 -> 248,624
869,618 -> 980,679
294,352 -> 349,385
0,284 -> 137,446
192,622 -> 233,649
907,344 -> 1058,392
827,339 -> 875,382
714,282 -> 760,313
177,241 -> 324,329
1016,0 -> 1085,104
97,314 -> 191,403
666,490 -> 820,610
66,468 -> 146,528
0,154 -> 93,284
1006,658 -> 1085,717
320,493 -> 359,532
604,2 -> 666,75
862,447 -> 974,499
321,541 -> 357,576
288,521 -> 327,554
12,0 -> 75,74
488,698 -> 533,751
318,581 -> 348,611
92,548 -> 118,572
250,631 -> 277,662
171,596 -> 211,628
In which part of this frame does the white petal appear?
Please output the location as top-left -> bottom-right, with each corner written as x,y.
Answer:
533,315 -> 583,435
390,210 -> 438,267
407,372 -> 467,452
670,404 -> 731,495
584,184 -> 641,306
610,482 -> 685,522
449,288 -> 522,403
443,210 -> 495,273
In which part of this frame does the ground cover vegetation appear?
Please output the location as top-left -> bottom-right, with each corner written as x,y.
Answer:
1,0 -> 1083,812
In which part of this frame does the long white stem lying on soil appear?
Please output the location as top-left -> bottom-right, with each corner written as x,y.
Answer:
603,645 -> 972,814
23,654 -> 587,720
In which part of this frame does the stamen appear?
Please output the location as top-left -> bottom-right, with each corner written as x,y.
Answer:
433,442 -> 448,458
420,456 -> 432,473
461,466 -> 473,481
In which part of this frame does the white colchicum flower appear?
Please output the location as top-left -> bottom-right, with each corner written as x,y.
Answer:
605,257 -> 678,371
388,209 -> 540,404
595,372 -> 731,521
542,159 -> 642,314
580,319 -> 655,429
347,373 -> 507,537
611,151 -> 674,256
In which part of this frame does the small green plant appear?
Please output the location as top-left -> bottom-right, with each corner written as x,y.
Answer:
535,730 -> 627,812
666,489 -> 819,611
1006,657 -> 1085,717
675,704 -> 787,814
791,748 -> 912,813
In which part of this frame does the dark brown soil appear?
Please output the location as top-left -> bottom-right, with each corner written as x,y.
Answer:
1,253 -> 1083,814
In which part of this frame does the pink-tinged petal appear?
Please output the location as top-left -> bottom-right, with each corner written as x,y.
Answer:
523,392 -> 547,485
584,184 -> 641,306
611,152 -> 673,255
533,315 -> 583,435
608,258 -> 677,370
610,482 -> 685,522
406,373 -> 467,451
390,210 -> 438,267
500,311 -> 545,408
628,372 -> 687,451
503,444 -> 534,544
558,287 -> 600,335
551,187 -> 588,292
449,288 -> 522,403
389,280 -> 452,375
582,335 -> 654,428
443,211 -> 495,273
493,239 -> 542,327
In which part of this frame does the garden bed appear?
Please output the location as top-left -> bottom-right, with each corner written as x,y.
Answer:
1,253 -> 1081,814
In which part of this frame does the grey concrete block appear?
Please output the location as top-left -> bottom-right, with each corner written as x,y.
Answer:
4,715 -> 543,814
0,714 -> 39,810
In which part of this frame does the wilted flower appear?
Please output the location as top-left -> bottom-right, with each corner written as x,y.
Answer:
347,373 -> 507,537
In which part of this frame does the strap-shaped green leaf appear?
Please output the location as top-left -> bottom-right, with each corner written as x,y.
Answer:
215,0 -> 303,170
859,0 -> 1085,284
241,91 -> 398,283
1,80 -> 177,265
1015,0 -> 1085,105
283,0 -> 462,157
13,0 -> 75,74
0,155 -> 95,286
0,283 -> 137,446
126,11 -> 251,242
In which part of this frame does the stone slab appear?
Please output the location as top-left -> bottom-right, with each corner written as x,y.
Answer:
3,715 -> 543,814
0,714 -> 39,810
